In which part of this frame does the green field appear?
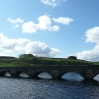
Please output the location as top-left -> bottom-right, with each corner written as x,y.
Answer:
0,54 -> 99,67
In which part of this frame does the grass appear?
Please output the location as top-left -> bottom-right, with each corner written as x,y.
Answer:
0,55 -> 99,67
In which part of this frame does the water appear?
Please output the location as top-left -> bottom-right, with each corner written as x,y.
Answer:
1,72 -> 99,99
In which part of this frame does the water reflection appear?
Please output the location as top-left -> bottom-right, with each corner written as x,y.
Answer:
4,72 -> 11,77
38,72 -> 52,79
3,72 -> 99,82
19,72 -> 29,78
62,72 -> 84,81
93,74 -> 99,81
37,72 -> 84,81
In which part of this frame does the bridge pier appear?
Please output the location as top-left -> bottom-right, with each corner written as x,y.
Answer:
26,70 -> 35,78
10,70 -> 19,77
49,70 -> 60,79
27,70 -> 41,78
86,70 -> 95,79
81,70 -> 95,80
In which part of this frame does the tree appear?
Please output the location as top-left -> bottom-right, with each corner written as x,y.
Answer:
68,56 -> 77,60
19,54 -> 38,64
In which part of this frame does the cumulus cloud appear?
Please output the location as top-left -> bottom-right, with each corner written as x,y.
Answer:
7,17 -> 24,28
85,27 -> 99,43
52,17 -> 74,25
7,15 -> 73,33
76,45 -> 99,61
22,15 -> 60,33
0,33 -> 60,57
40,0 -> 67,7
75,26 -> 99,61
22,22 -> 38,33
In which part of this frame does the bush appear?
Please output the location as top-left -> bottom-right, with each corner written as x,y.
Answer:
68,56 -> 77,60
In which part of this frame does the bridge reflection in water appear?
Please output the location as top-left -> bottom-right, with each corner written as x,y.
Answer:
0,65 -> 99,80
4,71 -> 99,81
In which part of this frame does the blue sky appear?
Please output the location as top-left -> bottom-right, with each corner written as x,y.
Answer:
0,0 -> 99,61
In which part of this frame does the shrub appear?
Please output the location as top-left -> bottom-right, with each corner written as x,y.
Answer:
68,56 -> 77,60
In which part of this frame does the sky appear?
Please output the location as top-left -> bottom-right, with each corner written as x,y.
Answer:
0,0 -> 99,61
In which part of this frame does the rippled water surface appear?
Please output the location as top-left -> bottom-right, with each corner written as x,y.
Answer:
1,72 -> 99,99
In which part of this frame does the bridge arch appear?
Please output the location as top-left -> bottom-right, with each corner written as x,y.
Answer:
14,71 -> 28,77
0,71 -> 11,76
61,72 -> 84,81
14,71 -> 23,77
9,71 -> 28,77
19,72 -> 29,77
33,71 -> 52,79
0,66 -> 98,80
93,73 -> 99,81
57,70 -> 84,79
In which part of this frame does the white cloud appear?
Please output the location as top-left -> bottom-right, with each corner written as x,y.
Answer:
0,33 -> 60,57
50,25 -> 59,31
38,14 -> 53,30
22,15 -> 60,33
85,27 -> 99,43
76,44 -> 99,61
74,26 -> 99,61
41,0 -> 58,7
7,17 -> 24,28
22,22 -> 38,33
7,17 -> 24,24
52,17 -> 74,25
40,0 -> 67,7
8,15 -> 73,33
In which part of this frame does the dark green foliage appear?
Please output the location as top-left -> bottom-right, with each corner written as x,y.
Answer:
19,54 -> 37,64
68,56 -> 77,60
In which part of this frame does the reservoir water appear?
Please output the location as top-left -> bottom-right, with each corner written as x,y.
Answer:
1,72 -> 99,99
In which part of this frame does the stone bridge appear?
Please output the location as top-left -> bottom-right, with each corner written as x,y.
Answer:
0,65 -> 99,79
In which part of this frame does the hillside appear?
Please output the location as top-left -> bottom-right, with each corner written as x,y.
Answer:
0,54 -> 99,67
